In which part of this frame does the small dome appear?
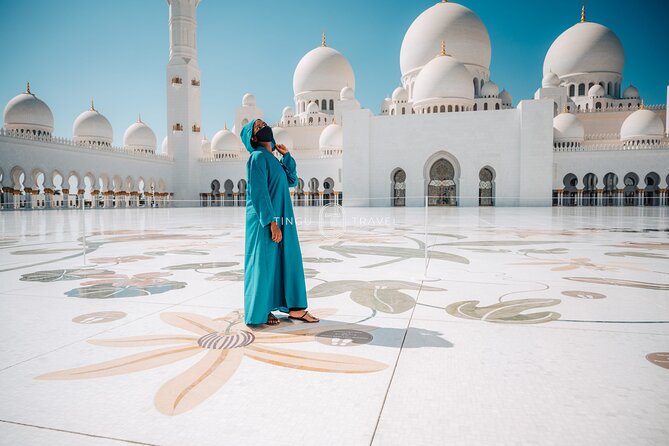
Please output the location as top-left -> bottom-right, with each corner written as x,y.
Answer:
161,136 -> 168,154
306,102 -> 320,114
480,80 -> 499,98
588,84 -> 606,98
242,93 -> 256,107
201,135 -> 211,153
499,89 -> 512,106
542,71 -> 561,88
72,105 -> 113,145
282,106 -> 294,118
392,86 -> 408,102
413,54 -> 474,103
400,1 -> 491,76
123,117 -> 157,151
380,97 -> 392,113
273,127 -> 294,148
293,43 -> 355,96
212,128 -> 243,152
623,84 -> 639,99
319,123 -> 343,151
553,112 -> 584,142
3,85 -> 54,134
620,109 -> 664,142
543,21 -> 624,79
340,86 -> 355,100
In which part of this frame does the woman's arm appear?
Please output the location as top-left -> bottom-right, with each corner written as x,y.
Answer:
248,152 -> 277,227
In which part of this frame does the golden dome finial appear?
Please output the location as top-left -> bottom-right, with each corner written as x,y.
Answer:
90,98 -> 96,111
439,40 -> 449,56
138,113 -> 142,123
580,1 -> 586,22
224,121 -> 228,130
26,81 -> 31,94
640,99 -> 644,110
322,32 -> 327,47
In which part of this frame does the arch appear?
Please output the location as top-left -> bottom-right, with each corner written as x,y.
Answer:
112,175 -> 123,192
602,172 -> 618,206
125,176 -> 135,192
329,99 -> 334,110
390,167 -> 406,207
473,103 -> 477,111
478,166 -> 495,206
66,171 -> 81,192
473,78 -> 479,96
157,178 -> 166,193
448,105 -> 453,112
455,105 -> 459,112
623,172 -> 639,206
322,177 -> 335,205
582,172 -> 598,206
578,83 -> 585,96
595,102 -> 602,110
210,179 -> 221,194
483,103 -> 488,111
321,99 -> 327,110
295,177 -> 305,206
237,179 -> 247,206
308,177 -> 320,206
562,173 -> 578,206
495,103 -> 500,110
569,85 -> 575,96
424,151 -> 460,207
644,172 -> 661,206
440,105 -> 445,112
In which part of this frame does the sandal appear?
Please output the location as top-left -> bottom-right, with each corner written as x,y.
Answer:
288,310 -> 319,323
266,313 -> 280,325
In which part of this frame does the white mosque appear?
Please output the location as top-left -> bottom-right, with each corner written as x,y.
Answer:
1,0 -> 667,210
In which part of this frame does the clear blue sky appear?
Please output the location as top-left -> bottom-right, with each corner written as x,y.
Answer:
1,0 -> 667,146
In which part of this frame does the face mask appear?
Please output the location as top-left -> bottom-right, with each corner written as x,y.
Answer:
255,125 -> 273,143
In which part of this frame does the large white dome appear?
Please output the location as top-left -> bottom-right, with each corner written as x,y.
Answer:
293,44 -> 355,96
3,85 -> 54,135
543,21 -> 624,78
212,128 -> 243,152
73,105 -> 113,145
620,109 -> 664,142
400,1 -> 491,77
412,54 -> 474,103
273,127 -> 294,149
319,123 -> 343,151
123,118 -> 157,151
553,112 -> 584,142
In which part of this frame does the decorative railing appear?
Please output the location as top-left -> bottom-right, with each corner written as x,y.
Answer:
0,128 -> 173,161
574,103 -> 666,114
554,141 -> 669,152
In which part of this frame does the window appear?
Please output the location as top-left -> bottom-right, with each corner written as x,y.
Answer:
578,84 -> 585,96
569,85 -> 575,96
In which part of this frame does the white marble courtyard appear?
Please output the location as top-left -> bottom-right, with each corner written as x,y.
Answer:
0,206 -> 668,445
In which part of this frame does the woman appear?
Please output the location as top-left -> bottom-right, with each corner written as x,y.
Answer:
240,118 -> 320,325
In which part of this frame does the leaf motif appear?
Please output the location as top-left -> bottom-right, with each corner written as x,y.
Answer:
564,277 -> 669,291
35,345 -> 202,380
605,251 -> 669,260
350,288 -> 415,314
162,262 -> 238,271
89,335 -> 198,348
155,349 -> 243,416
20,268 -> 115,282
446,298 -> 561,324
244,344 -> 387,373
307,280 -> 366,298
205,269 -> 245,282
65,281 -> 186,299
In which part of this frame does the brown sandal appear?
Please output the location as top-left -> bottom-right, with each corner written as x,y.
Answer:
266,313 -> 280,325
288,310 -> 319,323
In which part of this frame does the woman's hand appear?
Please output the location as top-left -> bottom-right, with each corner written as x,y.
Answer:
275,143 -> 289,155
270,221 -> 282,243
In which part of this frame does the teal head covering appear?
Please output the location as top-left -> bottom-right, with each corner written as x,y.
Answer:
240,119 -> 276,154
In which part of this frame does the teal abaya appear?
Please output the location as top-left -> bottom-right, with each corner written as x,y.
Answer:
241,119 -> 308,324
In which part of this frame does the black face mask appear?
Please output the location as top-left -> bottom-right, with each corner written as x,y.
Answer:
255,125 -> 273,143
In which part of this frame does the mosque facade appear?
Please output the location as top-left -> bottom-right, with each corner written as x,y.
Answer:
1,0 -> 667,210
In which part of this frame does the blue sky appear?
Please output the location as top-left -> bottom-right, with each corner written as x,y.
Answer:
1,0 -> 667,146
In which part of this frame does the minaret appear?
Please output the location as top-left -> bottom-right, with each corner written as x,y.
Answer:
166,0 -> 202,205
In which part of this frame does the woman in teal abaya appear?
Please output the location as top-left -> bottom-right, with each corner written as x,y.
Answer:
241,118 -> 320,325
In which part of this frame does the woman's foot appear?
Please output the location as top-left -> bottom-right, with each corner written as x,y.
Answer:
288,310 -> 320,323
266,312 -> 280,325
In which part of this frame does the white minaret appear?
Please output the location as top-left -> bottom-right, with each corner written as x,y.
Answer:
166,0 -> 202,204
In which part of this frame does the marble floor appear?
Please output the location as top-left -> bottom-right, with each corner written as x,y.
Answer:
0,206 -> 667,446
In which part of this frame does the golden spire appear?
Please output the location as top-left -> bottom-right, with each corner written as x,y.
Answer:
322,32 -> 327,47
26,81 -> 31,94
138,113 -> 142,123
224,121 -> 228,130
640,99 -> 644,110
90,98 -> 96,111
580,1 -> 586,22
439,40 -> 449,56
